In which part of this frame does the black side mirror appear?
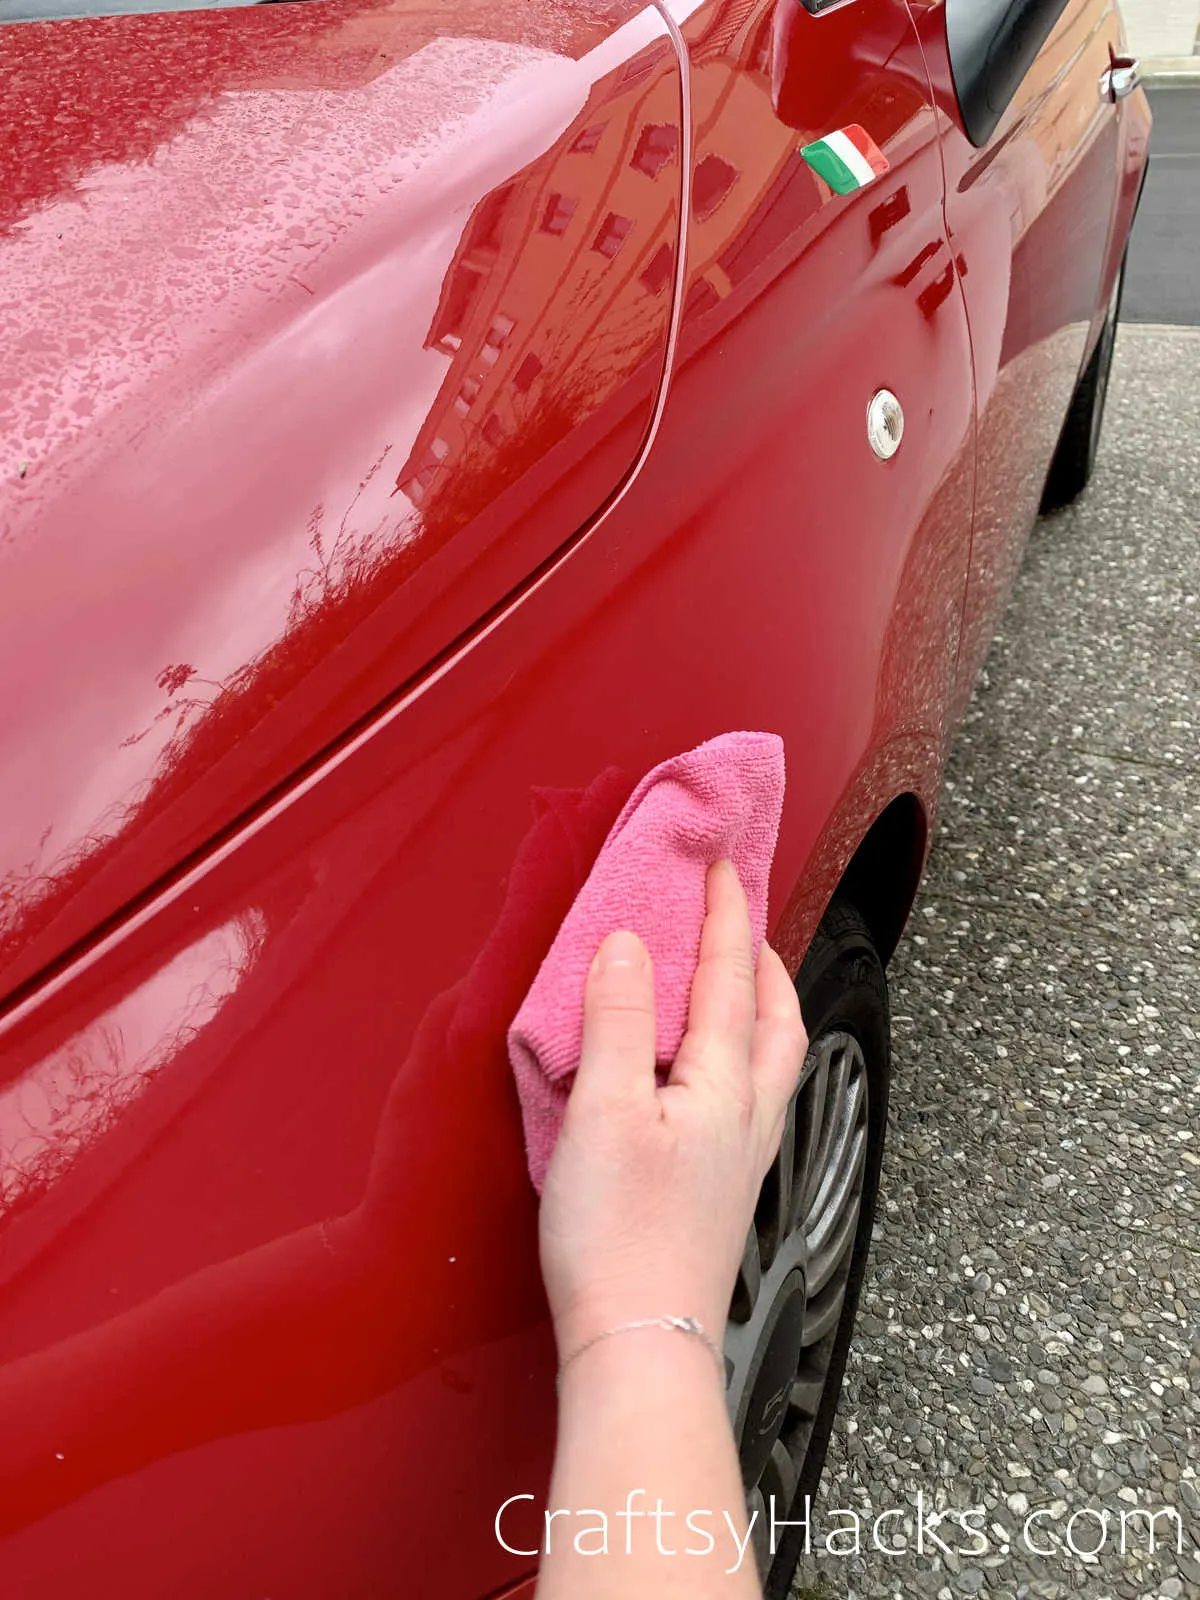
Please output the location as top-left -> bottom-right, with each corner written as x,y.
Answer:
945,0 -> 1072,146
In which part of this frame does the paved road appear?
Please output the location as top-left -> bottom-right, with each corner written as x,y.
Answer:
1119,0 -> 1200,61
1125,88 -> 1200,325
793,330 -> 1200,1600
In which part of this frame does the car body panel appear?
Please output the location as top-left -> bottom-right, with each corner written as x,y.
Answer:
0,1 -> 1149,1597
0,5 -> 966,1596
660,0 -> 976,782
0,0 -> 682,1005
0,346 -> 945,1599
909,0 -> 1143,714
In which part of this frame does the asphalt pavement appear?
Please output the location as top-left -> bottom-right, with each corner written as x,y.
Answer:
1124,87 -> 1200,325
792,327 -> 1200,1599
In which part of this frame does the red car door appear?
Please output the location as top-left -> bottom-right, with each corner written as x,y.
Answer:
908,0 -> 1136,710
1,4 -> 979,1600
649,0 -> 977,799
0,0 -> 684,1001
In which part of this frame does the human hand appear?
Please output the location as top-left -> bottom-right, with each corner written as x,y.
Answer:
538,858 -> 808,1364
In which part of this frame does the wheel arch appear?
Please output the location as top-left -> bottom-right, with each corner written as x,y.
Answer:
773,739 -> 937,979
830,791 -> 928,966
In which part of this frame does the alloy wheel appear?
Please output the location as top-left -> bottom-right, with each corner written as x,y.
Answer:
724,1028 -> 870,1573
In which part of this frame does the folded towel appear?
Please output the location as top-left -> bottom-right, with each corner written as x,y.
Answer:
508,731 -> 786,1192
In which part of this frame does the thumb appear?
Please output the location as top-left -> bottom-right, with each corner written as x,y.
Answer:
570,930 -> 658,1114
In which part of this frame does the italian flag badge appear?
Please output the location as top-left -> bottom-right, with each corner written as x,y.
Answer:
801,124 -> 890,195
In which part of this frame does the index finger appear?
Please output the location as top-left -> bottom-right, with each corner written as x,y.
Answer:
670,858 -> 756,1085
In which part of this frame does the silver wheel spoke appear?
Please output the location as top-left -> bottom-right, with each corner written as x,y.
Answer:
789,1371 -> 824,1419
726,1022 -> 873,1590
807,1118 -> 867,1270
801,1280 -> 846,1347
757,1099 -> 796,1267
730,1223 -> 761,1323
806,1070 -> 865,1233
746,1485 -> 770,1574
768,1438 -> 798,1514
793,1048 -> 829,1215
807,1161 -> 863,1297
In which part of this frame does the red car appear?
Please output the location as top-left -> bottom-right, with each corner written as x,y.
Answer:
0,0 -> 1149,1593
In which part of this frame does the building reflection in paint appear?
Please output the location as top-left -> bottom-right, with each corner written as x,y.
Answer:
0,6 -> 679,1004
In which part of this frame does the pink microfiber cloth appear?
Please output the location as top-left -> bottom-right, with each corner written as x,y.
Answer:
508,731 -> 786,1192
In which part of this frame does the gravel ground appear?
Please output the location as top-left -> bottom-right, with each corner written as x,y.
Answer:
793,327 -> 1200,1600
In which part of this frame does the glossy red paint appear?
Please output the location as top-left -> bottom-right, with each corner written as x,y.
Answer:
0,1 -> 1148,1596
908,0 -> 1152,714
0,0 -> 682,1004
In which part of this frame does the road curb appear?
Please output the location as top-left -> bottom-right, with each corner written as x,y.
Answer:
1142,56 -> 1200,86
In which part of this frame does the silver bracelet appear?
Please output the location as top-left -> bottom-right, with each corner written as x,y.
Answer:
556,1315 -> 725,1391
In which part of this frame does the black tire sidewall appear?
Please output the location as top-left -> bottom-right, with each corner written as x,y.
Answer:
1041,253 -> 1125,511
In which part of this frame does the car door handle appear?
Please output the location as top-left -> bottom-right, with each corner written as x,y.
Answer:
1100,55 -> 1141,101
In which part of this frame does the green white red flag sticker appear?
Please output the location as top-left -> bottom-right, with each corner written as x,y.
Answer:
800,124 -> 889,195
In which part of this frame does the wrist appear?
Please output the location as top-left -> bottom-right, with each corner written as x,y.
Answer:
553,1276 -> 730,1343
557,1315 -> 728,1403
555,1311 -> 728,1394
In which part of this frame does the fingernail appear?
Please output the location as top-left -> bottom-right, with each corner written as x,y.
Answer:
594,929 -> 647,972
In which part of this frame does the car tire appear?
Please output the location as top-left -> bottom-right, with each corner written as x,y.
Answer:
723,897 -> 891,1598
1040,256 -> 1125,512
